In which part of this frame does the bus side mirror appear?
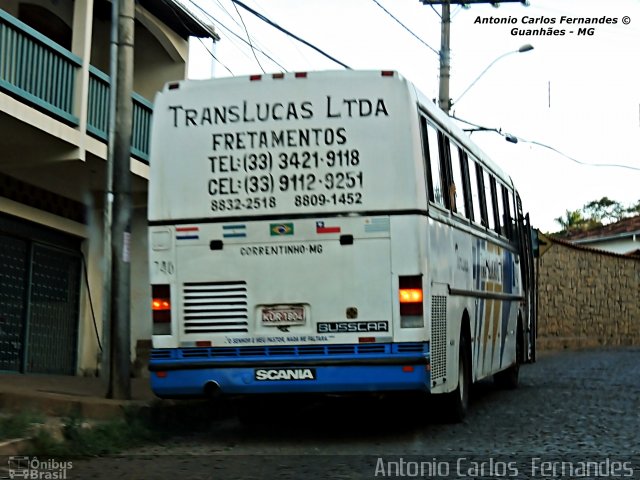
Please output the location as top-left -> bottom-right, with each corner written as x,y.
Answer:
531,229 -> 539,258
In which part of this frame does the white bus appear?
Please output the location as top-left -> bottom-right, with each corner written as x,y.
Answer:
148,70 -> 536,421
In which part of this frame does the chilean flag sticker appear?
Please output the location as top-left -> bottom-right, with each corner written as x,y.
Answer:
316,221 -> 341,234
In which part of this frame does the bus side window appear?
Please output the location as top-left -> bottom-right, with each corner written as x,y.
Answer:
459,152 -> 473,222
504,187 -> 515,241
449,142 -> 466,217
482,170 -> 496,231
418,115 -> 429,201
496,182 -> 507,238
467,156 -> 481,224
420,116 -> 445,207
477,166 -> 487,227
489,176 -> 501,235
438,135 -> 456,212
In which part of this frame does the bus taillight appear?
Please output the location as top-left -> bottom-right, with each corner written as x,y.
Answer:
399,276 -> 424,327
399,288 -> 423,304
152,284 -> 171,335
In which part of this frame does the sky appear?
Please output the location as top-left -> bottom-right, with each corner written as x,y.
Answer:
182,0 -> 640,233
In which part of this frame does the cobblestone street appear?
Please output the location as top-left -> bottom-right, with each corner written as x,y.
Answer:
65,348 -> 640,479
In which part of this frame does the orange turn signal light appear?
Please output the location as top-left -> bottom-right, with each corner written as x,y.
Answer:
399,288 -> 423,304
152,299 -> 171,311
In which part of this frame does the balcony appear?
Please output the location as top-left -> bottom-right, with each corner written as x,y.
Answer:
0,8 -> 152,162
88,67 -> 153,161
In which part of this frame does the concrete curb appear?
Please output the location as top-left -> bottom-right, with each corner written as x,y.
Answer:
0,390 -> 148,421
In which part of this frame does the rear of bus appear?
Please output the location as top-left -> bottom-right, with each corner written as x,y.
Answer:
148,70 -> 431,398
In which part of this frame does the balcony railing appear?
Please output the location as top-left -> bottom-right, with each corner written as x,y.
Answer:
87,66 -> 110,140
0,9 -> 152,162
87,67 -> 153,162
0,8 -> 80,125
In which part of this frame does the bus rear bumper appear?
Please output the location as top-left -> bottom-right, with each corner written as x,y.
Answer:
150,363 -> 431,398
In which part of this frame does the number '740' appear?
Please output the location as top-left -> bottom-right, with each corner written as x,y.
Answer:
154,260 -> 175,275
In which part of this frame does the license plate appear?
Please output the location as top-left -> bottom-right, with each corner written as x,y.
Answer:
261,305 -> 306,326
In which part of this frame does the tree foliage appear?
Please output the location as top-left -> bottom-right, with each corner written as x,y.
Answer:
582,197 -> 626,224
554,197 -> 639,235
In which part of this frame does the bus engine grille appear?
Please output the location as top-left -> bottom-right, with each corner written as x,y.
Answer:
431,295 -> 447,382
182,281 -> 248,334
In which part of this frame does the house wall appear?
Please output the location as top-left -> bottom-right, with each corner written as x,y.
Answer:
130,206 -> 152,359
89,3 -> 111,73
81,203 -> 151,376
537,240 -> 640,350
2,0 -> 73,25
134,24 -> 186,100
91,9 -> 188,102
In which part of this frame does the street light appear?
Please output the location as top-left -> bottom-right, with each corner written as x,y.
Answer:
452,44 -> 534,108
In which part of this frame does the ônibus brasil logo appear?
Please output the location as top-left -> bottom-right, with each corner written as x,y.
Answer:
8,456 -> 73,479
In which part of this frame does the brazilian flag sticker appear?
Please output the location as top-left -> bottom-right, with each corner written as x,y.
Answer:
270,223 -> 294,236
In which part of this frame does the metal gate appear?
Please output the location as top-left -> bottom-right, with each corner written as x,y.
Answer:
0,217 -> 80,375
0,235 -> 28,371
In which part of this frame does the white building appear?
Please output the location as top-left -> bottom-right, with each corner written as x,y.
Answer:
567,215 -> 640,257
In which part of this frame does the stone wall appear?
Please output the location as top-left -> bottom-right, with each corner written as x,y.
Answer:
537,239 -> 640,349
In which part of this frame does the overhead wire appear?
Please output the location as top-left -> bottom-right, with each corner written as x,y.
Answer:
213,0 -> 281,62
160,0 -> 235,76
232,0 -> 267,73
186,0 -> 288,71
519,140 -> 640,172
371,0 -> 439,56
216,0 -> 311,69
197,36 -> 234,75
246,1 -> 314,69
213,0 -> 245,28
451,5 -> 464,19
231,0 -> 351,69
452,115 -> 640,172
428,3 -> 441,19
189,0 -> 288,70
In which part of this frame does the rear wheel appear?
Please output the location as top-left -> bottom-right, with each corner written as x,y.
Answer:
444,334 -> 470,423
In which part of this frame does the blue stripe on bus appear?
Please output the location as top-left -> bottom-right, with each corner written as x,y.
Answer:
151,342 -> 427,361
222,233 -> 247,238
149,343 -> 430,396
151,363 -> 431,396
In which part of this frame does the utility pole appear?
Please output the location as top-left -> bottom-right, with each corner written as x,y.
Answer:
420,0 -> 529,113
107,0 -> 135,400
101,0 -> 119,388
438,1 -> 451,112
